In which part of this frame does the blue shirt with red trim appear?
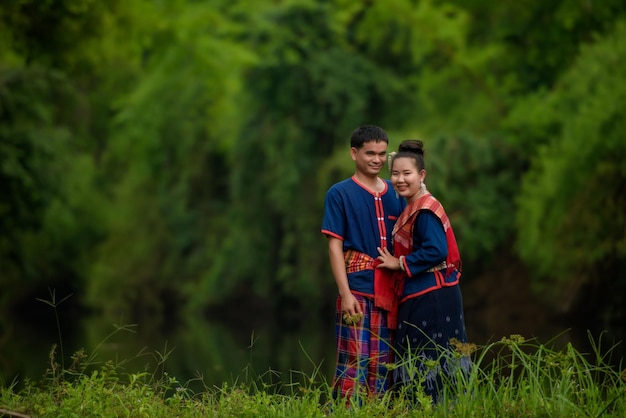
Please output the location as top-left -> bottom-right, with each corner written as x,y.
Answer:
321,176 -> 406,295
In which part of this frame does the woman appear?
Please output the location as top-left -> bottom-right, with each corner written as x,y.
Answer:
376,139 -> 470,404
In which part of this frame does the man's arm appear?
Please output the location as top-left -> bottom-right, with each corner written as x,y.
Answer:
328,236 -> 363,316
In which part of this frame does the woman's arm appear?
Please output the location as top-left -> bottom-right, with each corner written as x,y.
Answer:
403,211 -> 448,277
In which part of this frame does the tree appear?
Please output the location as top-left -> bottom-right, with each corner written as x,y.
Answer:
0,0 -> 155,314
515,21 -> 626,320
84,1 -> 255,318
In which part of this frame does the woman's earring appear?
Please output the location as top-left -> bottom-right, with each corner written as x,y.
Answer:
387,152 -> 396,173
420,181 -> 426,191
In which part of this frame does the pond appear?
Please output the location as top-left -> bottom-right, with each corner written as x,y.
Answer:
1,284 -> 624,394
1,297 -> 338,394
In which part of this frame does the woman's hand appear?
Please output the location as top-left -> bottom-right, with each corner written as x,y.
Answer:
376,246 -> 400,270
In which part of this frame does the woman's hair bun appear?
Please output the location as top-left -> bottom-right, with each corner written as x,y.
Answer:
398,139 -> 424,155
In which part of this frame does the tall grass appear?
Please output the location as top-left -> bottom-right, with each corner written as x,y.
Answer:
0,293 -> 624,416
1,331 -> 624,417
446,333 -> 625,417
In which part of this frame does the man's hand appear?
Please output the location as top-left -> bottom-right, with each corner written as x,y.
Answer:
341,292 -> 364,325
340,292 -> 362,319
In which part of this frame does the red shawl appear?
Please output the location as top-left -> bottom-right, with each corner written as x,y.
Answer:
391,193 -> 462,291
372,194 -> 461,329
373,262 -> 404,329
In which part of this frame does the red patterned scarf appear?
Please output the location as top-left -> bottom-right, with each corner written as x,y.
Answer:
393,193 -> 461,274
371,195 -> 461,329
344,250 -> 403,329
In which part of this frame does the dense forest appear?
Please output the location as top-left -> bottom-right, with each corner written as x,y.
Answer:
1,0 -> 625,338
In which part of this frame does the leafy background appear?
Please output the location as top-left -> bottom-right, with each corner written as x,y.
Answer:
1,0 -> 625,371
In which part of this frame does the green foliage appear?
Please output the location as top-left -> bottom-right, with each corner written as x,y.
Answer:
0,0 -> 155,316
187,0 -> 411,310
2,0 -> 626,324
454,333 -> 626,417
1,332 -> 624,417
85,0 -> 255,316
425,135 -> 525,271
0,62 -> 102,311
342,0 -> 505,132
514,21 -> 626,304
448,0 -> 626,91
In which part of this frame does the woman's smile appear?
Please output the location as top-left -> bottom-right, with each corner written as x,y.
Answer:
391,157 -> 426,202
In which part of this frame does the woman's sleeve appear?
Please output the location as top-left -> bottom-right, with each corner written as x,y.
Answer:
403,210 -> 448,278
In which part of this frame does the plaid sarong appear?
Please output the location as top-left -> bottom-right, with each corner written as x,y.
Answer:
332,294 -> 393,402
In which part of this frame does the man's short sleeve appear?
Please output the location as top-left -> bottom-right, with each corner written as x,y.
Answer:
321,186 -> 345,241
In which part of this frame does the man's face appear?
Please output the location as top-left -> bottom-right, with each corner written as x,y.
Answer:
350,140 -> 388,177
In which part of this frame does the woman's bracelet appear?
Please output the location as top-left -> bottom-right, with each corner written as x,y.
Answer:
398,256 -> 405,272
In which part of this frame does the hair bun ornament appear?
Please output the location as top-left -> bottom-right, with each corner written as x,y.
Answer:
387,151 -> 397,172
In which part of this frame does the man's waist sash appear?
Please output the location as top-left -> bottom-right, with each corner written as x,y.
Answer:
345,250 -> 450,274
344,249 -> 375,273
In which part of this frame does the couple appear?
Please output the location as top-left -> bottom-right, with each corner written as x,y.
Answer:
321,125 -> 469,404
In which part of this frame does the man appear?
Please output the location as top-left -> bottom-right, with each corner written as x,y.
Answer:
321,125 -> 406,401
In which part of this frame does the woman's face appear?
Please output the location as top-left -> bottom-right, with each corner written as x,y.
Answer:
391,157 -> 426,202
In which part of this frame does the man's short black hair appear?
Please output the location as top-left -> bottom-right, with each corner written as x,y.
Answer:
350,125 -> 389,149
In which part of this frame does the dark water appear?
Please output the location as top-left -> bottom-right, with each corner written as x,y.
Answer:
1,300 -> 338,393
1,293 -> 624,393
